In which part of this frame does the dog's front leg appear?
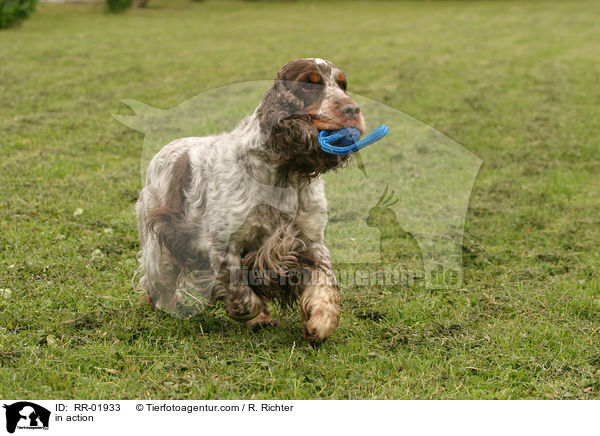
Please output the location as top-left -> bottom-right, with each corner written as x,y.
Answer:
212,247 -> 265,322
300,244 -> 340,345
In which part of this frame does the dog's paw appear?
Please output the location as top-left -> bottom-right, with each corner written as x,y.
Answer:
246,311 -> 281,330
141,290 -> 154,307
302,309 -> 338,345
225,287 -> 264,321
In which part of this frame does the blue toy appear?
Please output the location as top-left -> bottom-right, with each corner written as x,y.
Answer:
318,124 -> 389,156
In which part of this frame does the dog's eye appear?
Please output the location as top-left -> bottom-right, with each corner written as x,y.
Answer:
337,79 -> 347,91
301,82 -> 317,91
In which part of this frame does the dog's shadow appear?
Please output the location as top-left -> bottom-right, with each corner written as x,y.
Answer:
150,303 -> 310,350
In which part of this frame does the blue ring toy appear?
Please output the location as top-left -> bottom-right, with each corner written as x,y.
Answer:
318,124 -> 389,156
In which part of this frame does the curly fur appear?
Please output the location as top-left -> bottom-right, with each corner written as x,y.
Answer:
136,58 -> 365,344
266,115 -> 347,178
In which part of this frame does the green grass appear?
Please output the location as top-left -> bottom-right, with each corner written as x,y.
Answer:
2,0 -> 600,399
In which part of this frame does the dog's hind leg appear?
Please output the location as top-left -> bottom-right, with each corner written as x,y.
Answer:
136,189 -> 183,313
139,236 -> 184,314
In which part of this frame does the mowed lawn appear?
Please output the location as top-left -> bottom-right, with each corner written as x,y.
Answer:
1,0 -> 600,399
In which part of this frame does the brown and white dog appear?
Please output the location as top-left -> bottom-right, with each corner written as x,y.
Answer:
136,58 -> 365,344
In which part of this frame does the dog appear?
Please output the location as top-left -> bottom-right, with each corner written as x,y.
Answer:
136,58 -> 365,344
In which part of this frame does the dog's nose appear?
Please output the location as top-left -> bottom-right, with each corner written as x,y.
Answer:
340,102 -> 360,119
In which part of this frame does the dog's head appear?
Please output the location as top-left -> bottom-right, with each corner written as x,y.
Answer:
257,58 -> 365,178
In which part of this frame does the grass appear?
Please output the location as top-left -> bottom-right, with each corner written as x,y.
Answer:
1,0 -> 600,399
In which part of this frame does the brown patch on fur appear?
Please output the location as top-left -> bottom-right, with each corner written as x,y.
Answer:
266,114 -> 350,179
310,92 -> 364,133
335,71 -> 347,91
256,60 -> 328,133
278,59 -> 332,84
241,225 -> 319,308
247,225 -> 307,276
147,152 -> 193,264
224,285 -> 264,320
310,117 -> 362,132
256,61 -> 329,173
255,59 -> 358,178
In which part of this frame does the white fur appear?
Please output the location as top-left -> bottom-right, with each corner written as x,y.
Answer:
136,59 -> 352,343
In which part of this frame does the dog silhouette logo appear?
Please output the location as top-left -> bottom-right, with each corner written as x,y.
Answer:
3,402 -> 50,434
116,80 -> 482,304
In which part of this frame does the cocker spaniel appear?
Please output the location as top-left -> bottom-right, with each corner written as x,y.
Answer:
136,58 -> 365,344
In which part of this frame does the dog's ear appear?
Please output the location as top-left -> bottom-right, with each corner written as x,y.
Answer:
257,80 -> 304,136
268,115 -> 318,154
267,114 -> 344,178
